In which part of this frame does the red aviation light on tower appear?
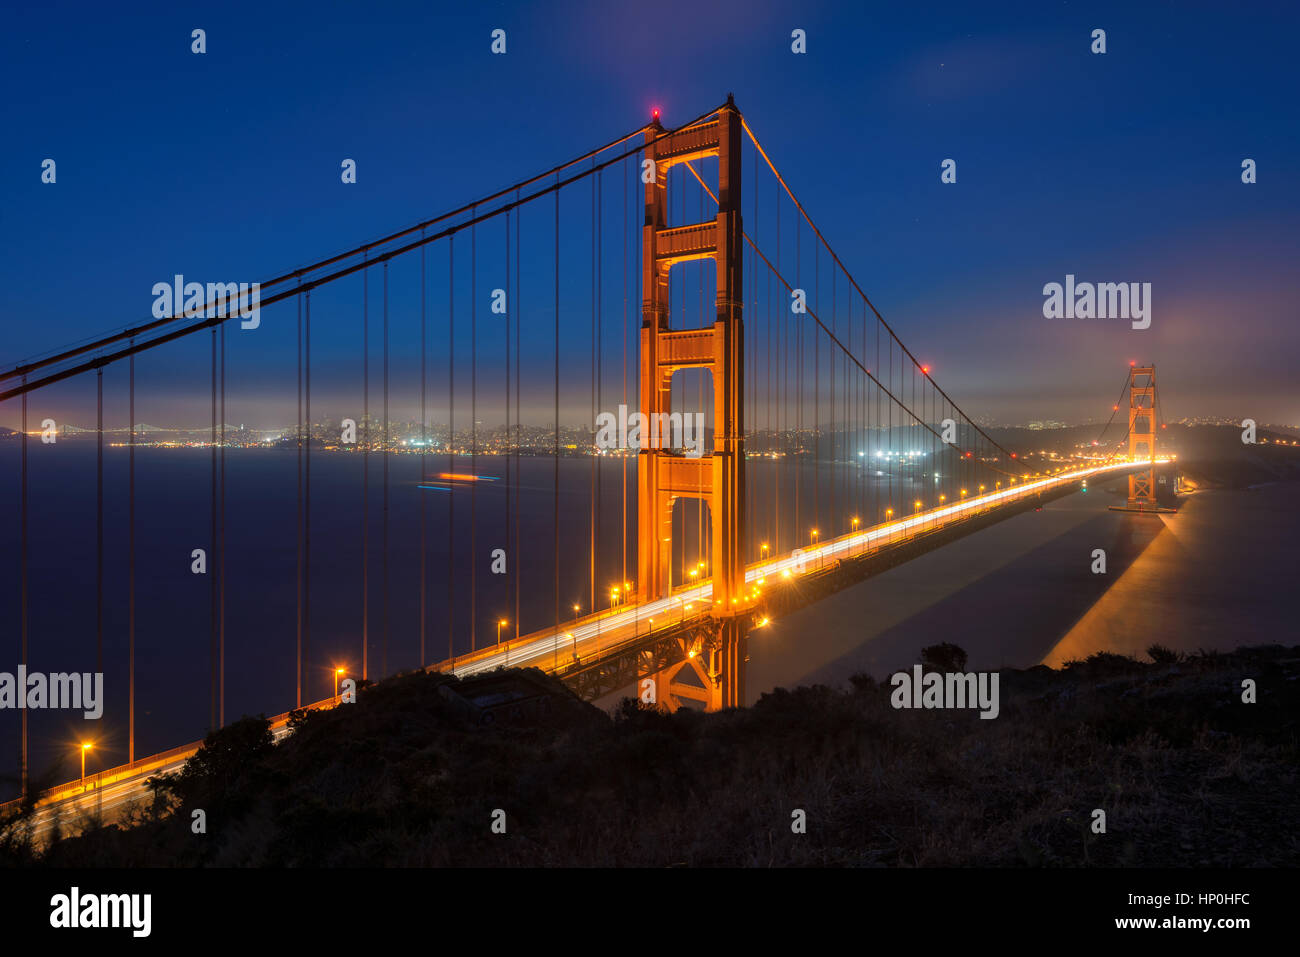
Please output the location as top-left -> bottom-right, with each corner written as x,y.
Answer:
651,106 -> 661,122
921,364 -> 930,375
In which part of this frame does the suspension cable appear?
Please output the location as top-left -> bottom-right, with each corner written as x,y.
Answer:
2,106 -> 729,403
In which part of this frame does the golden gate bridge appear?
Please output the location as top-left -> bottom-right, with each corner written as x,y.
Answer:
0,97 -> 1168,822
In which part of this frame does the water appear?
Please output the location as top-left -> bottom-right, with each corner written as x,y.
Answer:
0,442 -> 935,795
746,480 -> 1299,702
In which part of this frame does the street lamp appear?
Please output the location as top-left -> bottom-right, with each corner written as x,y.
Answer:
851,516 -> 859,531
496,619 -> 508,645
80,742 -> 93,788
334,667 -> 345,698
573,603 -> 580,618
610,587 -> 620,607
761,542 -> 769,560
810,528 -> 818,546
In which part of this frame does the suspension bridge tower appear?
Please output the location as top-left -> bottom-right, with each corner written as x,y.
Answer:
637,96 -> 749,709
1110,363 -> 1176,513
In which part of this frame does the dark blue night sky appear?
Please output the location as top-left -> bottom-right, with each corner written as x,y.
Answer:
3,0 -> 1297,427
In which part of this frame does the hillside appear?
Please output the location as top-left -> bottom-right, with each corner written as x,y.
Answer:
4,641 -> 1296,867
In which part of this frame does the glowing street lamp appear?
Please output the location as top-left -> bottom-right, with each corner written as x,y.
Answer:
851,516 -> 859,531
496,619 -> 508,645
573,603 -> 581,617
810,528 -> 819,546
79,742 -> 93,788
885,507 -> 893,520
334,667 -> 346,698
761,542 -> 769,560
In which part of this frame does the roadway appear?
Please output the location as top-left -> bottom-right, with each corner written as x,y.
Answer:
443,458 -> 1159,677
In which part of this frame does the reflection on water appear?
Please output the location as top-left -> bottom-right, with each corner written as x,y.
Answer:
745,481 -> 1298,704
1042,483 -> 1298,666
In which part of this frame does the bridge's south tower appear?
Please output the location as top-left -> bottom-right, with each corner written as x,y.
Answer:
637,97 -> 747,709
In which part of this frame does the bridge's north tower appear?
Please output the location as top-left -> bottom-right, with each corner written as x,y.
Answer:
1125,365 -> 1157,509
637,97 -> 747,709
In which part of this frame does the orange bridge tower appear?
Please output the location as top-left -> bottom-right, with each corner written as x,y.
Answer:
1110,364 -> 1175,513
636,97 -> 748,709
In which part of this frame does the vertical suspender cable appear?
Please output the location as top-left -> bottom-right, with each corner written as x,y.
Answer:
296,289 -> 303,707
420,235 -> 427,667
362,267 -> 369,681
475,210 -> 480,650
774,172 -> 781,554
830,261 -> 836,532
589,174 -> 596,615
220,318 -> 226,724
597,170 -> 603,604
790,218 -> 800,546
382,263 -> 390,675
621,157 -> 628,589
504,210 -> 511,642
514,191 -> 521,643
96,367 -> 103,676
129,346 -> 136,763
447,238 -> 455,668
210,329 -> 217,728
554,179 -> 560,662
304,292 -> 312,700
19,381 -> 28,797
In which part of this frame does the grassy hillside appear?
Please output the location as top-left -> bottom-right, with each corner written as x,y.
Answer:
5,643 -> 1297,867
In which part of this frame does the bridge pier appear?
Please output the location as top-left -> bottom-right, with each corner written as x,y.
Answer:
635,616 -> 747,711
